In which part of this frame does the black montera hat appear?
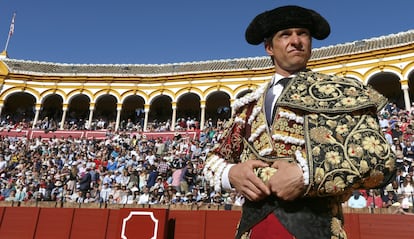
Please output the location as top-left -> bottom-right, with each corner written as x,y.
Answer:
245,5 -> 330,45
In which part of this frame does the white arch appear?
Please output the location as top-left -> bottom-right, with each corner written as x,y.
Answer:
365,69 -> 403,82
67,93 -> 92,105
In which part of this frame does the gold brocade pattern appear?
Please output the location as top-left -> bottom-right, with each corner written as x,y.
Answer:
304,113 -> 396,197
277,71 -> 389,113
213,108 -> 247,163
240,232 -> 250,239
331,217 -> 347,239
271,109 -> 305,157
250,96 -> 274,153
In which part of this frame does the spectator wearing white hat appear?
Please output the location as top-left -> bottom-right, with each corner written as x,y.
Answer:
171,192 -> 184,204
184,191 -> 196,204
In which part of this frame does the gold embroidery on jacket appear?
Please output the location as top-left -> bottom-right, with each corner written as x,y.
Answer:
304,113 -> 395,197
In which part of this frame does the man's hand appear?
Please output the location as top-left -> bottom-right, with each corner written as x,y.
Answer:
268,160 -> 305,201
228,160 -> 270,201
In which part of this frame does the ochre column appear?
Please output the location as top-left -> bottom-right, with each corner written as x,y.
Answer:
200,100 -> 206,131
402,81 -> 411,112
60,104 -> 68,130
143,104 -> 150,132
32,103 -> 41,129
0,100 -> 3,118
171,102 -> 177,131
115,103 -> 122,131
87,103 -> 95,130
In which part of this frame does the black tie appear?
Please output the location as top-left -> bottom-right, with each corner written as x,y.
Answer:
265,77 -> 291,125
277,77 -> 291,88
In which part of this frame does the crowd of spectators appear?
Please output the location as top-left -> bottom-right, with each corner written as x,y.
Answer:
0,118 -> 245,209
1,102 -> 414,212
0,114 -> 211,133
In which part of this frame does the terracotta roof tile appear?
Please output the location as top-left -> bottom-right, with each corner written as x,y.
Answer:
2,30 -> 413,76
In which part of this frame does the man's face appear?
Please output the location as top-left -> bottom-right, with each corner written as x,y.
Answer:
265,28 -> 312,76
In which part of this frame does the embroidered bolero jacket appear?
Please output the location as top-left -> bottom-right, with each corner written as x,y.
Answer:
205,70 -> 396,198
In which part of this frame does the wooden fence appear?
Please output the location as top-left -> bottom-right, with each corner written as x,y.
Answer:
0,201 -> 414,239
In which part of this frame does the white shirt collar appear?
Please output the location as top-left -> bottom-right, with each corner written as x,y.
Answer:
270,73 -> 296,85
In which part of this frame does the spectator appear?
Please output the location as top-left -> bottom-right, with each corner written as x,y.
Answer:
403,194 -> 414,209
1,183 -> 14,198
379,114 -> 390,129
224,191 -> 237,206
150,176 -> 165,197
82,191 -> 96,203
382,186 -> 398,208
366,189 -> 384,208
137,186 -> 150,205
99,182 -> 111,203
79,168 -> 92,197
383,128 -> 393,145
401,159 -> 413,178
391,124 -> 403,141
128,169 -> 139,188
347,190 -> 367,209
118,170 -> 130,187
183,192 -> 195,204
171,192 -> 184,204
212,192 -> 223,206
146,165 -> 158,189
183,162 -> 197,193
5,190 -> 16,202
0,155 -> 7,173
50,181 -> 63,201
403,140 -> 414,162
168,165 -> 182,193
397,176 -> 414,203
159,191 -> 171,205
111,184 -> 122,203
394,144 -> 405,165
135,168 -> 146,190
157,157 -> 169,177
67,166 -> 78,192
89,183 -> 100,202
396,169 -> 405,188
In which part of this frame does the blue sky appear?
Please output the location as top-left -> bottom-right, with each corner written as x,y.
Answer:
0,0 -> 412,64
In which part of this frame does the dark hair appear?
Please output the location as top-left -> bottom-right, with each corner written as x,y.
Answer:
264,37 -> 275,65
352,190 -> 361,199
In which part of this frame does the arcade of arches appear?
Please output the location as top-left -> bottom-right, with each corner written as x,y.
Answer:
0,30 -> 414,132
0,90 -> 236,132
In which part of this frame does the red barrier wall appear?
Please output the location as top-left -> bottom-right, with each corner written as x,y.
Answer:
106,209 -> 121,239
34,208 -> 74,239
1,206 -> 414,239
0,207 -> 39,239
344,214 -> 361,239
70,208 -> 110,239
169,210 -> 206,239
0,207 -> 5,225
205,210 -> 241,239
356,214 -> 414,239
